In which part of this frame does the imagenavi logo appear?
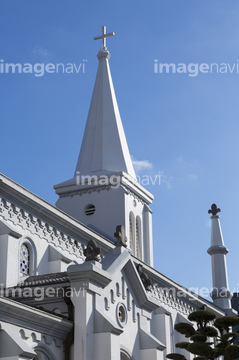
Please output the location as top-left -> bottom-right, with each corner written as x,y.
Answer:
0,59 -> 87,77
154,59 -> 239,77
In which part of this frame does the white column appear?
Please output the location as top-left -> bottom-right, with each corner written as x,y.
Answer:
208,207 -> 232,310
140,349 -> 163,360
152,307 -> 171,358
94,333 -> 120,360
144,206 -> 153,267
67,261 -> 111,360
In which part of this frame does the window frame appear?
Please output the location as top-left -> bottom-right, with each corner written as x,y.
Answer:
136,216 -> 142,260
33,345 -> 56,360
120,349 -> 133,360
129,211 -> 135,255
19,237 -> 36,279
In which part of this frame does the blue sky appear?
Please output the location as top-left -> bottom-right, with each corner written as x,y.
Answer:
1,0 -> 239,301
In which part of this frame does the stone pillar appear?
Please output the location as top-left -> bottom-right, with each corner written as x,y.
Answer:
140,349 -> 163,360
144,206 -> 153,267
208,204 -> 232,310
152,307 -> 171,358
0,220 -> 21,287
67,261 -> 111,360
94,333 -> 120,360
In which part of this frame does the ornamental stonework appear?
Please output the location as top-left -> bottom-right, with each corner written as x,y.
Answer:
149,284 -> 196,316
0,196 -> 86,259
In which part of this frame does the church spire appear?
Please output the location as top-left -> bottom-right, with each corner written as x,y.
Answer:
74,26 -> 136,180
207,204 -> 232,311
54,27 -> 154,266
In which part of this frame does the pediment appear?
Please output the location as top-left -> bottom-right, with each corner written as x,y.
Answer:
101,246 -> 159,312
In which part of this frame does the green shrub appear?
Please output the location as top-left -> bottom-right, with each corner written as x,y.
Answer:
174,323 -> 195,337
214,316 -> 239,332
166,309 -> 239,360
166,354 -> 186,360
175,342 -> 190,350
188,310 -> 216,324
224,344 -> 239,360
190,334 -> 207,343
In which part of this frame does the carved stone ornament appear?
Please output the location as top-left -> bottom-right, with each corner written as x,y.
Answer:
114,225 -> 127,247
208,203 -> 221,216
136,264 -> 152,291
83,239 -> 101,262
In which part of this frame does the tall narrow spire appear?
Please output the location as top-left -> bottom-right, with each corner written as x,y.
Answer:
54,28 -> 154,266
207,204 -> 232,311
74,26 -> 136,179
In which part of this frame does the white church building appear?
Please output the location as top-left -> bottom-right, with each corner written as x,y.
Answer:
0,27 -> 235,360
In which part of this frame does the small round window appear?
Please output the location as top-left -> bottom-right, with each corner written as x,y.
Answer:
116,303 -> 127,327
85,204 -> 96,216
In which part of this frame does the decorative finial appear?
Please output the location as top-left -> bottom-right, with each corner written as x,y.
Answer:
94,26 -> 115,50
136,264 -> 152,291
114,225 -> 127,247
208,203 -> 221,216
83,239 -> 101,262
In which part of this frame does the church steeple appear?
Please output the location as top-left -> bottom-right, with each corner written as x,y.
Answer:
207,204 -> 232,311
75,26 -> 136,179
54,27 -> 154,266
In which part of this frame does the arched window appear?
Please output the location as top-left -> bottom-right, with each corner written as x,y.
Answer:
135,216 -> 142,260
129,212 -> 135,255
34,355 -> 50,360
33,351 -> 51,360
33,353 -> 50,360
19,238 -> 36,278
129,214 -> 133,252
20,243 -> 30,275
120,350 -> 132,360
33,345 -> 56,360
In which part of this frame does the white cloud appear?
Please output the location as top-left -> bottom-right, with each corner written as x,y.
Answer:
187,174 -> 197,181
160,173 -> 173,189
32,45 -> 49,57
132,156 -> 153,173
176,156 -> 199,183
176,156 -> 184,163
131,156 -> 173,189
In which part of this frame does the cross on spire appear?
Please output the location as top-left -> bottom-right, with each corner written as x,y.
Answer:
94,26 -> 115,49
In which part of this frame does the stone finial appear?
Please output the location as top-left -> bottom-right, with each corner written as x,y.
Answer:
208,203 -> 221,216
83,239 -> 101,262
136,264 -> 152,291
114,225 -> 127,247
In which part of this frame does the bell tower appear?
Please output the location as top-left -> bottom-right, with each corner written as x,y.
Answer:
54,27 -> 154,266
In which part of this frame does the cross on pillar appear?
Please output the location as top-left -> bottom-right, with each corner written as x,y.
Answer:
94,26 -> 115,49
114,225 -> 127,247
208,203 -> 221,216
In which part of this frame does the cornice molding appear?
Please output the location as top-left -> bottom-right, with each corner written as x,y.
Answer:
0,196 -> 85,259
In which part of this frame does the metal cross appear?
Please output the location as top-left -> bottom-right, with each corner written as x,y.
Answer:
94,26 -> 115,49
